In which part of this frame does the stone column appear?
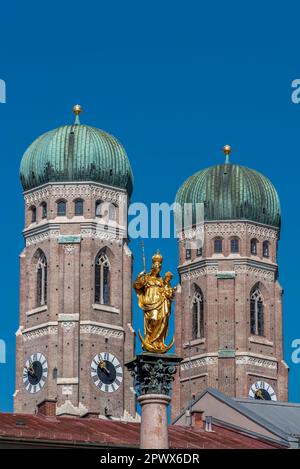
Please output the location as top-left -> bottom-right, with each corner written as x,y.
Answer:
126,353 -> 182,449
138,394 -> 170,449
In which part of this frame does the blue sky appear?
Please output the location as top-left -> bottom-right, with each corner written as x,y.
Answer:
1,0 -> 300,411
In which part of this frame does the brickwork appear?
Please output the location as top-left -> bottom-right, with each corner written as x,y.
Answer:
171,221 -> 289,421
14,182 -> 136,420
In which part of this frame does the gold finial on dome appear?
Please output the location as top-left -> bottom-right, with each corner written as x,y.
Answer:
73,104 -> 82,125
73,104 -> 82,115
223,144 -> 232,163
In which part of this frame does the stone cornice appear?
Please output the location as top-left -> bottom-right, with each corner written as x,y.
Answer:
179,259 -> 218,276
24,181 -> 128,205
235,259 -> 277,283
20,319 -> 125,341
23,220 -> 128,246
179,258 -> 277,282
234,259 -> 277,272
81,221 -> 127,243
22,322 -> 58,341
23,223 -> 60,246
80,321 -> 125,339
180,355 -> 218,371
180,352 -> 278,372
179,221 -> 279,241
236,353 -> 277,370
180,352 -> 218,371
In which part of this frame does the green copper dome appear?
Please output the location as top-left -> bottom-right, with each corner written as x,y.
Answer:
175,161 -> 281,228
20,117 -> 133,195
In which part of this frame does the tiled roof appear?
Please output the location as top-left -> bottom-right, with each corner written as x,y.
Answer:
0,412 -> 283,449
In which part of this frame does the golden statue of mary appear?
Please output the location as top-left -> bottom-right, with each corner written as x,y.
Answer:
133,251 -> 176,353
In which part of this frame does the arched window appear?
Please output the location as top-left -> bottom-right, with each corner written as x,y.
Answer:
30,206 -> 37,223
197,246 -> 203,257
263,241 -> 269,258
74,198 -> 84,216
57,200 -> 66,216
231,238 -> 239,253
109,203 -> 116,221
41,202 -> 47,219
186,249 -> 191,260
250,287 -> 264,336
250,238 -> 257,255
95,200 -> 103,217
192,288 -> 204,339
37,253 -> 47,307
214,238 -> 222,254
95,250 -> 110,305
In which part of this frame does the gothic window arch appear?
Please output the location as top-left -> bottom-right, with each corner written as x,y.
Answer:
95,250 -> 110,305
109,203 -> 117,221
95,200 -> 103,217
36,252 -> 47,307
57,199 -> 66,216
196,244 -> 203,257
192,287 -> 204,339
185,248 -> 191,260
250,286 -> 264,336
214,237 -> 223,254
30,205 -> 37,223
41,202 -> 47,219
251,238 -> 257,255
74,198 -> 84,216
230,237 -> 239,253
263,240 -> 269,258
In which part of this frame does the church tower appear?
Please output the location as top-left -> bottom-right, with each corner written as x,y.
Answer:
172,146 -> 288,419
14,106 -> 137,420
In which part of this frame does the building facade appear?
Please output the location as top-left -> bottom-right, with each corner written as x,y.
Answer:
14,107 -> 137,420
172,147 -> 289,419
13,109 -> 289,425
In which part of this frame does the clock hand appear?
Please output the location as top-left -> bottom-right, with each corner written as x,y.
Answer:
98,359 -> 110,375
27,360 -> 35,376
256,389 -> 265,400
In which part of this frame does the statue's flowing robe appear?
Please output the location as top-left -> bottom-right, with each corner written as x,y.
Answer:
134,273 -> 172,352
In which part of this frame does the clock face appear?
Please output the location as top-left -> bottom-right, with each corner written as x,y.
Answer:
249,380 -> 277,401
23,353 -> 48,394
90,352 -> 123,393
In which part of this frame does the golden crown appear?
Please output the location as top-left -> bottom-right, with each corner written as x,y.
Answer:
164,271 -> 173,278
152,250 -> 163,264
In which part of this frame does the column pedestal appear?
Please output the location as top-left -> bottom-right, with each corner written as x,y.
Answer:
125,353 -> 182,449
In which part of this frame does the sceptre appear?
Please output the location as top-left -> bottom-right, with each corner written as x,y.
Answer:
141,240 -> 146,272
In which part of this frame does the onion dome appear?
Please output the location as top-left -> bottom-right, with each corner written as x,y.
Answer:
175,145 -> 280,228
20,105 -> 133,195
